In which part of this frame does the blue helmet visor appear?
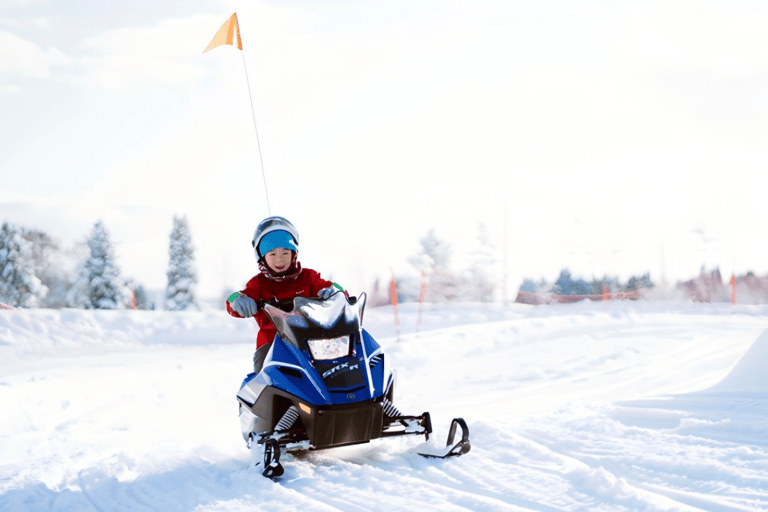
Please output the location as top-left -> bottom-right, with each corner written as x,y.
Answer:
258,230 -> 298,258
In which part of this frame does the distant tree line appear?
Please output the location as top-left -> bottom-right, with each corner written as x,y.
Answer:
520,269 -> 654,296
0,216 -> 197,310
368,227 -> 658,306
12,217 -> 754,310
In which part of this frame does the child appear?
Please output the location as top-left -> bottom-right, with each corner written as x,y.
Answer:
226,216 -> 342,374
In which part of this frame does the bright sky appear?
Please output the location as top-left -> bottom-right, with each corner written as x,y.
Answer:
2,0 -> 767,300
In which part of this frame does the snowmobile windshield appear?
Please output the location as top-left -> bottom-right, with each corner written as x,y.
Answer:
265,292 -> 366,359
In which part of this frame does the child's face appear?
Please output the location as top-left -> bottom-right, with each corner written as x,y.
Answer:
264,248 -> 293,273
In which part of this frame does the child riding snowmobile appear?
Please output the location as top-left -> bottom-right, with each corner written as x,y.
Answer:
228,216 -> 469,477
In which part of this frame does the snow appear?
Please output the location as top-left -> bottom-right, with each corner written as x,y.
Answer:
1,300 -> 768,511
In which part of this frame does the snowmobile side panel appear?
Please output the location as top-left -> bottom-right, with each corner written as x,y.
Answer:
361,330 -> 390,398
245,383 -> 314,433
237,372 -> 263,406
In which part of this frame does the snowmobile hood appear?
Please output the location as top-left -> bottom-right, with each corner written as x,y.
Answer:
265,292 -> 366,347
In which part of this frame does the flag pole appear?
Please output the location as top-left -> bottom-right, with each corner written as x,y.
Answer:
240,46 -> 272,214
203,13 -> 272,214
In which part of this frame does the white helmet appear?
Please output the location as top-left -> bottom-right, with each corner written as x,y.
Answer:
252,216 -> 299,260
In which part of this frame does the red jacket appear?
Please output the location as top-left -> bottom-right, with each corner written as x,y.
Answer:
227,268 -> 333,348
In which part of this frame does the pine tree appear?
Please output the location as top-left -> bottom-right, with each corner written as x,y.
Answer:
409,228 -> 452,271
133,284 -> 152,310
553,268 -> 591,296
0,221 -> 47,307
164,215 -> 198,311
69,220 -> 125,309
626,272 -> 654,291
21,228 -> 77,308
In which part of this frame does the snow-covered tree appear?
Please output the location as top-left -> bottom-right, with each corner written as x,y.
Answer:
69,220 -> 126,309
0,221 -> 47,307
390,272 -> 421,303
164,215 -> 198,311
461,222 -> 498,302
125,278 -> 152,310
133,284 -> 152,310
66,264 -> 90,309
408,229 -> 462,303
21,228 -> 80,308
408,228 -> 452,272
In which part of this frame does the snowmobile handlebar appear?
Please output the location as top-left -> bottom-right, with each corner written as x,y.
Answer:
258,297 -> 296,312
258,292 -> 359,313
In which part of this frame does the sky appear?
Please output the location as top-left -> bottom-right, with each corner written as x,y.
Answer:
2,0 -> 768,300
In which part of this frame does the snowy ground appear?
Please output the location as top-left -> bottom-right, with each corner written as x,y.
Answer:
1,299 -> 767,511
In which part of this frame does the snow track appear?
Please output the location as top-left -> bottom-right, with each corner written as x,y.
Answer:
2,301 -> 768,511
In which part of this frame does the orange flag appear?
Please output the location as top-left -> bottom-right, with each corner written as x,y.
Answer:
203,13 -> 243,53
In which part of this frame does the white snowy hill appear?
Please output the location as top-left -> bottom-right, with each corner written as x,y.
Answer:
1,299 -> 767,511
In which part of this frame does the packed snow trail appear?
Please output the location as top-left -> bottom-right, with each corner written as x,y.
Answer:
1,301 -> 767,511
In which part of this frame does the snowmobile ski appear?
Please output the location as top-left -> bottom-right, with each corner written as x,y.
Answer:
261,439 -> 284,479
418,418 -> 471,459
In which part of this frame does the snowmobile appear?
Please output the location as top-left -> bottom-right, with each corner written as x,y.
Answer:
236,291 -> 471,477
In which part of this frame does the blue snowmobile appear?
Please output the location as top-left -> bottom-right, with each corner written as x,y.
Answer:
236,291 -> 470,477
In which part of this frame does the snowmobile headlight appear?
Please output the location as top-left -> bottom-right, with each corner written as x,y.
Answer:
307,336 -> 350,361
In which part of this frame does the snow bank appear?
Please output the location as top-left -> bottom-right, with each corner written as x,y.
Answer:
710,326 -> 768,393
